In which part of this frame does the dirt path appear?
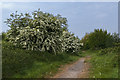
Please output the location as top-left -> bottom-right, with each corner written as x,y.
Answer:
53,56 -> 91,78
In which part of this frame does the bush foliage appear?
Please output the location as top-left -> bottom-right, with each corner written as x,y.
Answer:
81,29 -> 114,50
61,31 -> 81,53
98,46 -> 120,55
4,9 -> 81,54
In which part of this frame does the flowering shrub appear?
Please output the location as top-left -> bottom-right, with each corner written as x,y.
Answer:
61,31 -> 81,53
5,9 -> 81,54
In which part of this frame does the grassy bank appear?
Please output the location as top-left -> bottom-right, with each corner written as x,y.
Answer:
2,41 -> 80,78
82,48 -> 119,78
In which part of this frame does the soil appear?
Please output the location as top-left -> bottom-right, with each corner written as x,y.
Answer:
52,56 -> 91,78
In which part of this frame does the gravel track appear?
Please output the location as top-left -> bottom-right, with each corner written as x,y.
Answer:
53,58 -> 87,78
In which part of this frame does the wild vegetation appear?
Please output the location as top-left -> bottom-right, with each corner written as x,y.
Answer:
2,9 -> 82,78
2,41 -> 80,78
81,29 -> 120,78
4,9 -> 81,54
1,9 -> 120,78
81,29 -> 114,50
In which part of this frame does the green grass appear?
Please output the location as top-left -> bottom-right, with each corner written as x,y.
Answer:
2,41 -> 80,78
82,49 -> 119,78
2,40 -> 119,78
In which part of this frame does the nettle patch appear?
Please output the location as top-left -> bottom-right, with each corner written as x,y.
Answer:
5,9 -> 81,54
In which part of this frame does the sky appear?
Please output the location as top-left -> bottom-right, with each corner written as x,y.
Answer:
1,2 -> 118,39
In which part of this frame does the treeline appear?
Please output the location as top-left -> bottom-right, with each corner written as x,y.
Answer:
81,29 -> 120,50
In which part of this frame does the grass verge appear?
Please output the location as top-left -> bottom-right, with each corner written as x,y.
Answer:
82,49 -> 119,78
2,41 -> 80,78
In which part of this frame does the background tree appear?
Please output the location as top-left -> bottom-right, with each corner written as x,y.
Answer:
112,32 -> 120,47
80,33 -> 90,49
81,29 -> 114,50
112,32 -> 120,43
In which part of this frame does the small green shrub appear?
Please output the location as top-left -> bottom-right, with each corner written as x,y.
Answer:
0,32 -> 7,41
98,47 -> 120,55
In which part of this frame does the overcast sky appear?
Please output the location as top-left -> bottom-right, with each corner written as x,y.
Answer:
1,2 -> 118,39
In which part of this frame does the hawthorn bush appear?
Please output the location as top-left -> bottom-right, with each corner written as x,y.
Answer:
4,9 -> 81,54
61,31 -> 81,53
